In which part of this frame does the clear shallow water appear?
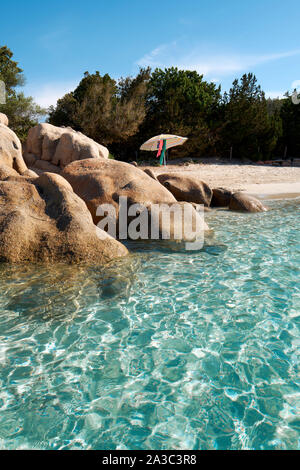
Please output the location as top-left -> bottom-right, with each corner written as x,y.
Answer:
0,199 -> 299,450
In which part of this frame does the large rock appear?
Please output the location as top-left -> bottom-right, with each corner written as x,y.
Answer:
229,192 -> 268,212
0,123 -> 34,176
41,125 -> 66,161
25,123 -> 109,169
157,173 -> 213,207
0,113 -> 8,126
23,152 -> 38,167
62,159 -> 209,241
0,163 -> 24,181
0,172 -> 128,263
52,130 -> 108,167
32,159 -> 61,174
26,123 -> 64,159
211,188 -> 233,207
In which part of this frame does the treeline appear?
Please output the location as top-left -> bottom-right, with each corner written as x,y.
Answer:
1,45 -> 300,161
48,68 -> 300,161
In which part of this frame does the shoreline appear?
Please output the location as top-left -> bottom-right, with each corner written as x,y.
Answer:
141,163 -> 300,200
244,182 -> 300,200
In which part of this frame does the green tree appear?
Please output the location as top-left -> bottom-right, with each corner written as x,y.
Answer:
49,67 -> 221,160
0,45 -> 46,140
0,46 -> 24,94
220,73 -> 282,160
48,68 -> 150,150
47,92 -> 78,128
266,97 -> 284,115
279,92 -> 300,157
142,67 -> 221,158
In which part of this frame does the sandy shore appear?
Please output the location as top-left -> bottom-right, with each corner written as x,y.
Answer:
141,163 -> 300,199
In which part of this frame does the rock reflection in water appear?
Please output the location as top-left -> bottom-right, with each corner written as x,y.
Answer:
0,256 -> 141,321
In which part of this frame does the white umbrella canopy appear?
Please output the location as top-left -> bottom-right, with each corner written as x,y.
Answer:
140,134 -> 188,151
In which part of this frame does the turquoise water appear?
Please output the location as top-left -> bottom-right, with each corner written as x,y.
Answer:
0,199 -> 299,450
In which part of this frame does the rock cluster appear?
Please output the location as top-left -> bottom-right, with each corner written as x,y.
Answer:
24,123 -> 109,171
62,158 -> 210,240
0,116 -> 127,263
211,187 -> 267,212
0,115 -> 268,264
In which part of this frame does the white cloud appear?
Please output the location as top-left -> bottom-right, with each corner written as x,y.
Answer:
137,42 -> 300,78
138,41 -> 178,68
24,81 -> 77,108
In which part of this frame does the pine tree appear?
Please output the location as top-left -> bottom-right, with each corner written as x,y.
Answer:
279,93 -> 300,157
220,73 -> 281,160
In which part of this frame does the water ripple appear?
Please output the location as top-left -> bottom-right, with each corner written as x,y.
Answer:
0,199 -> 299,449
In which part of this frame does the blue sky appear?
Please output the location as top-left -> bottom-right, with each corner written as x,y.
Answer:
1,0 -> 300,107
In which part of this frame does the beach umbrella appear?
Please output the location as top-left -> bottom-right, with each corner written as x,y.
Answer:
140,134 -> 188,165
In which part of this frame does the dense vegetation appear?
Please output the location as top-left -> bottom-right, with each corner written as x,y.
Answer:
49,68 -> 299,162
1,45 -> 300,160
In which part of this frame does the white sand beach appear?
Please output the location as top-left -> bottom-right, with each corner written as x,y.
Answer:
142,163 -> 300,199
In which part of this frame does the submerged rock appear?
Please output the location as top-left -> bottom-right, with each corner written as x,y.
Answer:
0,172 -> 128,263
229,192 -> 268,213
211,188 -> 267,213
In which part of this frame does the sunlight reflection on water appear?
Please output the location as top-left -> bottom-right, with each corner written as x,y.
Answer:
0,199 -> 299,450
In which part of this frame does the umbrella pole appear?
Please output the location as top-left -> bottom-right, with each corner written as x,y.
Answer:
159,140 -> 167,166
